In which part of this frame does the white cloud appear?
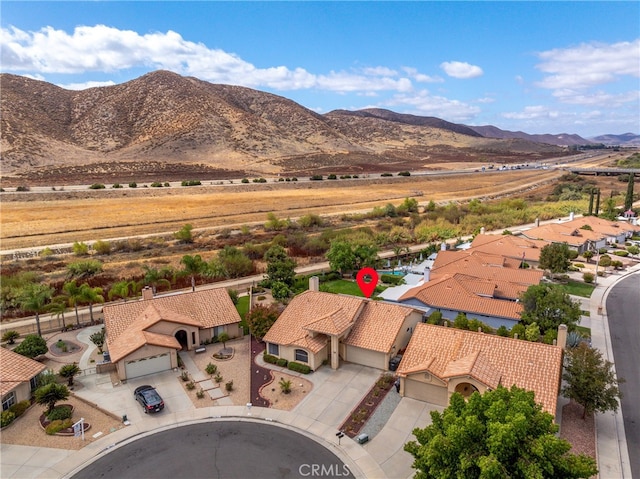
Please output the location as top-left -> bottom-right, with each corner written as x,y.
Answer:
59,80 -> 117,90
440,61 -> 483,79
503,105 -> 559,120
384,89 -> 480,122
0,24 -> 417,95
536,39 -> 640,91
402,67 -> 443,83
552,88 -> 640,107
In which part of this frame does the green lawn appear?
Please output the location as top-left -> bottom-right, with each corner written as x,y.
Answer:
236,296 -> 250,334
559,280 -> 596,298
319,279 -> 387,297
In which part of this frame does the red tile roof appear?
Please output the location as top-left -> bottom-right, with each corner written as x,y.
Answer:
470,234 -> 547,262
0,347 -> 47,396
398,323 -> 562,415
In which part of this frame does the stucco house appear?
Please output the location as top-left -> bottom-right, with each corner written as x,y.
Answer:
379,250 -> 543,330
397,323 -> 564,416
104,287 -> 242,380
1,347 -> 47,411
263,290 -> 424,371
469,234 -> 547,266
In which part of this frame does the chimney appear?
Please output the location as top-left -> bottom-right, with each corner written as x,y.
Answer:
441,242 -> 447,251
423,267 -> 431,283
569,211 -> 575,221
535,217 -> 540,227
142,286 -> 153,301
557,324 -> 568,350
309,276 -> 320,292
480,227 -> 485,235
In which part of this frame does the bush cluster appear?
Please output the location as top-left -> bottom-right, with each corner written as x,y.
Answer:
380,274 -> 404,285
45,419 -> 73,435
276,358 -> 288,367
1,411 -> 16,428
47,405 -> 72,421
287,361 -> 311,374
263,353 -> 278,364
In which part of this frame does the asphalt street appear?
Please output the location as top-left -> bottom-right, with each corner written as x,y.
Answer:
70,421 -> 355,479
606,272 -> 640,478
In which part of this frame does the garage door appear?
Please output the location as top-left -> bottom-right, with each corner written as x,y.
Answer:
404,378 -> 448,406
346,346 -> 385,369
125,353 -> 171,379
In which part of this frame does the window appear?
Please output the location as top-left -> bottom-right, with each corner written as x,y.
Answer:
268,343 -> 279,356
213,326 -> 223,338
2,391 -> 16,411
295,349 -> 308,363
30,376 -> 39,391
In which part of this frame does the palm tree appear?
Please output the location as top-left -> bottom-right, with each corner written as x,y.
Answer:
63,281 -> 83,326
19,283 -> 53,337
79,284 -> 104,323
108,280 -> 136,302
142,265 -> 172,294
35,383 -> 69,415
59,363 -> 81,386
49,296 -> 68,329
180,254 -> 205,292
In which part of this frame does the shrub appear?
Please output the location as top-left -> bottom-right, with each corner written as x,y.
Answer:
279,378 -> 292,394
181,180 -> 202,186
276,358 -> 288,367
2,330 -> 20,345
381,172 -> 393,177
583,272 -> 595,283
1,410 -> 16,428
16,185 -> 30,192
573,263 -> 585,268
47,405 -> 72,421
263,353 -> 278,364
241,178 -> 249,183
186,381 -> 196,390
225,381 -> 234,392
89,183 -> 105,189
327,174 -> 337,180
287,361 -> 311,374
614,250 -> 629,257
381,274 -> 404,285
510,323 -> 526,339
9,400 -> 31,418
45,419 -> 73,435
128,182 -> 137,188
205,363 -> 218,375
214,373 -> 223,383
309,175 -> 323,181
496,325 -> 509,337
196,389 -> 205,399
150,182 -> 163,187
112,183 -> 123,188
398,171 -> 411,176
180,371 -> 190,381
14,334 -> 48,358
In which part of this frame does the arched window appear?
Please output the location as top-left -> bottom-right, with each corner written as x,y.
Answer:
295,349 -> 308,363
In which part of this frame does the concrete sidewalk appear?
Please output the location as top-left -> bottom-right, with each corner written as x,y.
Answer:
586,263 -> 638,479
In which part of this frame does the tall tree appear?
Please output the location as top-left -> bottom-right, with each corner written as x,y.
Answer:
59,363 -> 81,387
594,189 -> 601,216
264,245 -> 297,287
587,189 -> 594,216
180,254 -> 206,292
245,304 -> 280,341
404,385 -> 597,479
19,283 -> 53,337
538,242 -> 571,278
108,280 -> 137,302
624,174 -> 635,211
78,284 -> 104,323
14,334 -> 48,358
520,284 -> 581,334
63,281 -> 83,326
142,265 -> 172,294
563,342 -> 624,419
89,327 -> 106,354
49,296 -> 68,328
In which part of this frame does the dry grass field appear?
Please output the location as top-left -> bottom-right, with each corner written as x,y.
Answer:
1,169 -> 562,250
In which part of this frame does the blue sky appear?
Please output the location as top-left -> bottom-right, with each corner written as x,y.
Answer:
1,1 -> 639,137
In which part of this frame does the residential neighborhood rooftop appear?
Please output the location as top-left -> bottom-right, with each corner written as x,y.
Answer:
0,347 -> 47,397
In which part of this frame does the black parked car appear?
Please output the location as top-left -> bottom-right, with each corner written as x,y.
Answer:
389,354 -> 403,372
134,385 -> 165,413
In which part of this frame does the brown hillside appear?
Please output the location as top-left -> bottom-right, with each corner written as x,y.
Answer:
1,71 -> 570,182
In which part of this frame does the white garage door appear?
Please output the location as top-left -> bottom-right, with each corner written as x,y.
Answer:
346,346 -> 385,370
125,353 -> 171,379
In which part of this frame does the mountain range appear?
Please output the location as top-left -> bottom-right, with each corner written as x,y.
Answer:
1,70 -> 633,179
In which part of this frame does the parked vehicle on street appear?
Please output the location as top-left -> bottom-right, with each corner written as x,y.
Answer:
134,385 -> 165,413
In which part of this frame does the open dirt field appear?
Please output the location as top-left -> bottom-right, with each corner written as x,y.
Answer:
1,169 -> 561,250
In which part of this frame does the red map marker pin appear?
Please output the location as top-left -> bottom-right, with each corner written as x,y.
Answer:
356,267 -> 379,298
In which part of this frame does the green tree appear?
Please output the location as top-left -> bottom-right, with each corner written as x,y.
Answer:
601,197 -> 618,220
326,240 -> 356,275
562,342 -> 624,419
14,334 -> 48,358
264,245 -> 297,287
520,284 -> 581,335
108,280 -> 137,302
404,385 -> 597,479
19,283 -> 53,337
49,296 -> 68,329
525,322 -> 541,342
35,383 -> 70,415
245,304 -> 280,341
539,242 -> 571,278
90,327 -> 106,354
624,173 -> 634,211
62,281 -> 83,326
271,281 -> 291,302
180,254 -> 206,292
217,332 -> 230,349
79,284 -> 104,323
582,250 -> 594,263
174,223 -> 194,243
142,265 -> 172,294
212,246 -> 254,279
59,363 -> 81,387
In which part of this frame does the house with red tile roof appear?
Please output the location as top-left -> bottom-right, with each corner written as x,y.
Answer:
103,287 -> 242,380
263,291 -> 424,371
379,249 -> 543,330
469,234 -> 547,266
397,323 -> 564,416
1,347 -> 47,411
